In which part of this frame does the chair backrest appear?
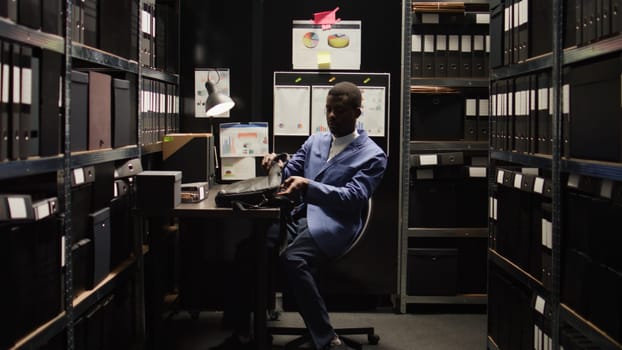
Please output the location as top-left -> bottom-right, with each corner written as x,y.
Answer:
335,197 -> 373,260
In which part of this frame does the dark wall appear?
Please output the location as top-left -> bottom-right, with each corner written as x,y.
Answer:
180,0 -> 403,294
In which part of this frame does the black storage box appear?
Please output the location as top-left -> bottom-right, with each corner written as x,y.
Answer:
411,94 -> 464,141
112,78 -> 135,148
110,179 -> 132,269
569,53 -> 622,162
70,166 -> 96,243
90,207 -> 111,287
115,157 -> 143,179
409,177 -> 488,227
72,238 -> 94,295
406,248 -> 458,296
0,216 -> 63,348
136,170 -> 182,211
70,71 -> 89,152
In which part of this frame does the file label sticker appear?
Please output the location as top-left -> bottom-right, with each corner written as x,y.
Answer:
7,197 -> 27,219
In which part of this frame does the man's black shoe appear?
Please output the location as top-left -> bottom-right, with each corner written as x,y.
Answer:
323,338 -> 355,350
209,335 -> 254,350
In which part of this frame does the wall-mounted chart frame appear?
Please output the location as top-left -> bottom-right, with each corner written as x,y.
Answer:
273,71 -> 391,155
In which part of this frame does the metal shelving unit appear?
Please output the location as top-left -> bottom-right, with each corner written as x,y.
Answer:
487,1 -> 622,348
141,141 -> 163,155
490,54 -> 553,80
563,33 -> 622,66
142,67 -> 179,85
72,257 -> 137,317
69,146 -> 140,169
72,42 -> 139,72
0,0 -> 179,347
398,0 -> 413,314
10,313 -> 68,350
560,304 -> 622,350
403,294 -> 487,304
0,17 -> 64,53
407,227 -> 488,238
490,151 -> 552,169
0,156 -> 64,181
561,158 -> 622,182
411,140 -> 488,152
488,249 -> 549,298
411,77 -> 489,88
399,0 -> 491,313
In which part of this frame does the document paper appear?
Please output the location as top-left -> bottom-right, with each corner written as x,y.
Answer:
292,20 -> 361,70
219,122 -> 269,157
273,85 -> 310,136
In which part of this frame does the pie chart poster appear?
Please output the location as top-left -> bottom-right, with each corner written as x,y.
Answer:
292,20 -> 361,70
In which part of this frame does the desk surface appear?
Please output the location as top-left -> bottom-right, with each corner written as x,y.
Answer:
173,184 -> 280,219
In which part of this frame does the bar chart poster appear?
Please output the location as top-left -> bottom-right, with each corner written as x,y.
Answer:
273,71 -> 390,155
273,85 -> 310,136
310,85 -> 332,134
359,86 -> 386,137
219,122 -> 269,157
310,85 -> 386,137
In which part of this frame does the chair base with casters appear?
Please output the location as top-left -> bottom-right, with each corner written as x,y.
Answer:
268,198 -> 380,350
267,325 -> 380,349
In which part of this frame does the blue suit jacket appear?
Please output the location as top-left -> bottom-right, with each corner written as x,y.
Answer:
283,130 -> 387,257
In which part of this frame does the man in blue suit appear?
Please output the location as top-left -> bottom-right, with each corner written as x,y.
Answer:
213,81 -> 387,350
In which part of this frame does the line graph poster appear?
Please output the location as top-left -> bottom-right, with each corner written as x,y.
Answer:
219,122 -> 269,157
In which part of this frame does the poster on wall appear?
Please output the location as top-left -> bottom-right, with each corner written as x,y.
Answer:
220,157 -> 256,180
359,86 -> 386,137
273,71 -> 391,155
219,122 -> 269,158
310,85 -> 332,134
292,20 -> 361,70
273,85 -> 311,136
194,69 -> 231,118
309,85 -> 386,137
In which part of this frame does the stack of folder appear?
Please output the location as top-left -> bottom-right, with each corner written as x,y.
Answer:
411,14 -> 490,78
573,0 -> 622,47
496,0 -> 553,66
0,42 -> 63,160
141,78 -> 180,146
0,194 -> 62,348
409,151 -> 488,228
563,174 -> 622,342
488,265 -> 541,350
490,72 -> 555,155
491,167 -> 552,281
411,10 -> 490,78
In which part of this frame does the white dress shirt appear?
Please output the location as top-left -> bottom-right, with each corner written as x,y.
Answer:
328,130 -> 359,161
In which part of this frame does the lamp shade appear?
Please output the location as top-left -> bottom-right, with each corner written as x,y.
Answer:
205,81 -> 235,116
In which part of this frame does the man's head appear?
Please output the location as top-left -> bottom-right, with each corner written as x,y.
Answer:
326,81 -> 362,137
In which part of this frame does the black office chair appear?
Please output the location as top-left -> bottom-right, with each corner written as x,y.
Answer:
268,197 -> 380,350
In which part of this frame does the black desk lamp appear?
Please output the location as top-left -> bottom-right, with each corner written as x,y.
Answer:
205,81 -> 235,117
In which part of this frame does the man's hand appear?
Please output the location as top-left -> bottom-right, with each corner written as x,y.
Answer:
261,153 -> 284,173
277,176 -> 309,197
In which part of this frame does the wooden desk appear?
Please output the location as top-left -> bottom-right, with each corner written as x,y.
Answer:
173,184 -> 279,350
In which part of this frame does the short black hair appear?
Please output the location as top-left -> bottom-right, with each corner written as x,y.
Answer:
328,81 -> 362,109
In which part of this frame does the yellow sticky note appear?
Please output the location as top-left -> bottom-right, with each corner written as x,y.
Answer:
317,51 -> 331,69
